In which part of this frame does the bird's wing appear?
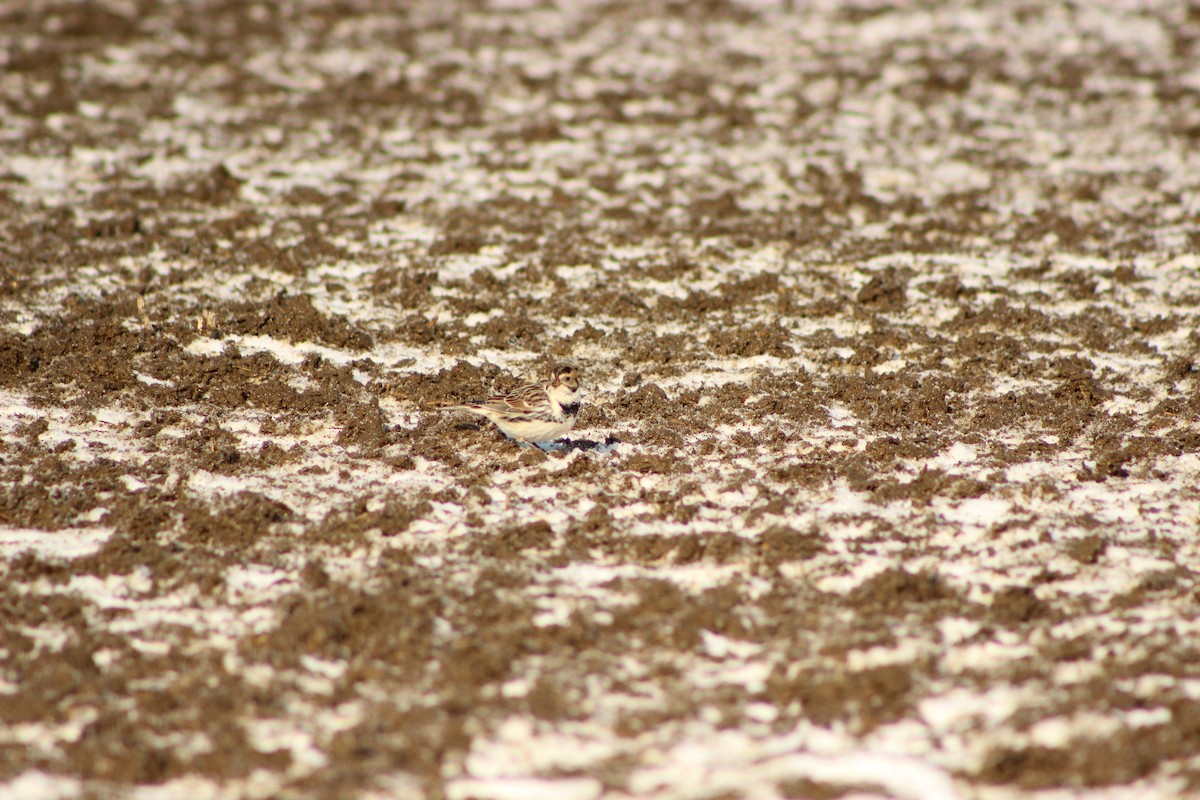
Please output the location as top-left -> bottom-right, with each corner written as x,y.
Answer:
478,383 -> 546,414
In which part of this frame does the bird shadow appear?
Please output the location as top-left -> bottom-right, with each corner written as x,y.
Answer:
530,435 -> 621,454
444,424 -> 621,454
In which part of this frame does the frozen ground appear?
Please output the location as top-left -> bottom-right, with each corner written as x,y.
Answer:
2,1 -> 1200,798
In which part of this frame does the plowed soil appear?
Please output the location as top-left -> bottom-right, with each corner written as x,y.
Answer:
3,2 -> 1200,799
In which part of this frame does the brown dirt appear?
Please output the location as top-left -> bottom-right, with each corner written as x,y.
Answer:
2,1 -> 1200,798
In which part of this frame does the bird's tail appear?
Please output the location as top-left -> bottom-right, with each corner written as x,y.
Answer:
426,401 -> 489,415
422,399 -> 468,411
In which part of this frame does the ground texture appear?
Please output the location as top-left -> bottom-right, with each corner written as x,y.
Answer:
3,1 -> 1200,798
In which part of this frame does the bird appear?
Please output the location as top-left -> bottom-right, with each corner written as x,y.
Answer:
444,365 -> 582,445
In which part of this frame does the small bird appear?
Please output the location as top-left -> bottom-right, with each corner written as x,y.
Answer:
445,365 -> 582,445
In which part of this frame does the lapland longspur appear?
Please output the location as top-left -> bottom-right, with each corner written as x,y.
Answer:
446,365 -> 582,444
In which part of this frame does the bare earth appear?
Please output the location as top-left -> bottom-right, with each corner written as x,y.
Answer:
3,1 -> 1200,798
